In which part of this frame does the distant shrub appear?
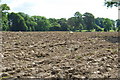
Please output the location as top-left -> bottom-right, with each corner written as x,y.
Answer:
109,30 -> 115,32
81,30 -> 88,32
94,25 -> 103,32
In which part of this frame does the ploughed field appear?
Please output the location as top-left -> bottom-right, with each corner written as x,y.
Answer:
0,32 -> 119,79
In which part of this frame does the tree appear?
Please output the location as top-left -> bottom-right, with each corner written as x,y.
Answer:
83,12 -> 95,31
116,19 -> 120,31
57,18 -> 68,31
74,11 -> 82,18
94,24 -> 103,31
110,19 -> 116,31
104,0 -> 119,31
48,18 -> 62,31
49,24 -> 61,31
0,4 -> 10,31
105,0 -> 120,7
8,12 -> 28,31
67,17 -> 77,31
49,18 -> 59,27
67,12 -> 84,31
18,12 -> 37,31
103,18 -> 113,31
32,16 -> 50,31
1,4 -> 10,11
74,12 -> 84,31
95,17 -> 105,28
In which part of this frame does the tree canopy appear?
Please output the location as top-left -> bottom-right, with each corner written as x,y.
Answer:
0,3 -> 119,32
0,4 -> 10,30
105,0 -> 120,7
8,12 -> 28,31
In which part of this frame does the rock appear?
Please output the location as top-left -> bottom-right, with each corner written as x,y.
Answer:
1,73 -> 9,77
9,71 -> 16,75
51,69 -> 60,75
35,60 -> 45,64
22,73 -> 32,76
93,71 -> 100,74
107,68 -> 112,71
61,66 -> 71,70
2,67 -> 12,72
101,58 -> 105,61
0,54 -> 4,58
16,68 -> 21,73
106,64 -> 111,68
68,68 -> 74,73
87,58 -> 94,61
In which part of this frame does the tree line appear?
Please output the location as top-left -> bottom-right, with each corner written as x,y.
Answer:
1,4 -> 120,32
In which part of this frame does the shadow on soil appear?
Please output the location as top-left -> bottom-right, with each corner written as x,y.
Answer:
102,36 -> 120,43
91,35 -> 119,43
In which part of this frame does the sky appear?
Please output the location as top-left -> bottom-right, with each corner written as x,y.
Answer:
0,0 -> 118,20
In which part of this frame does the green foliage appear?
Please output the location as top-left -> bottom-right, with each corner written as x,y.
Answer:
8,12 -> 28,31
0,4 -> 10,11
74,11 -> 82,18
1,13 -> 9,31
94,24 -> 103,31
32,16 -> 50,31
103,18 -> 113,31
0,3 -> 118,32
105,1 -> 120,7
83,12 -> 95,31
109,30 -> 115,32
49,25 -> 61,31
116,19 -> 120,31
81,30 -> 88,32
95,17 -> 115,31
57,18 -> 68,31
95,18 -> 105,28
104,0 -> 119,31
67,17 -> 77,31
18,12 -> 35,31
67,12 -> 84,31
0,4 -> 10,31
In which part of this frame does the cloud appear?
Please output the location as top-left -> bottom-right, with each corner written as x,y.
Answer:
1,0 -> 118,20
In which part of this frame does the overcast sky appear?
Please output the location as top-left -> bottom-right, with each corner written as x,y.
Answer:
1,0 -> 118,20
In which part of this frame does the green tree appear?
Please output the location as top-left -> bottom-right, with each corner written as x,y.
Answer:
49,23 -> 61,31
18,12 -> 37,31
74,11 -> 82,17
57,18 -> 68,31
103,18 -> 113,31
48,18 -> 62,31
95,17 -> 105,28
8,12 -> 28,31
104,0 -> 119,32
111,20 -> 116,31
94,24 -> 103,31
116,19 -> 120,31
74,12 -> 84,31
1,4 -> 10,11
49,18 -> 59,27
105,0 -> 120,7
0,4 -> 10,31
67,17 -> 77,31
83,12 -> 95,31
32,16 -> 50,31
67,12 -> 84,31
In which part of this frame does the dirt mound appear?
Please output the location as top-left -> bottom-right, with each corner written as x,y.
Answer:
1,32 -> 119,79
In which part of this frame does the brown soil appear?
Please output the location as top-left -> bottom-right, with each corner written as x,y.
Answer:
0,32 -> 119,79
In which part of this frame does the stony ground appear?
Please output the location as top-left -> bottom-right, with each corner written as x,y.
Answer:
0,32 -> 119,79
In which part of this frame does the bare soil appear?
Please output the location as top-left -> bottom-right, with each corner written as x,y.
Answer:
0,32 -> 119,79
